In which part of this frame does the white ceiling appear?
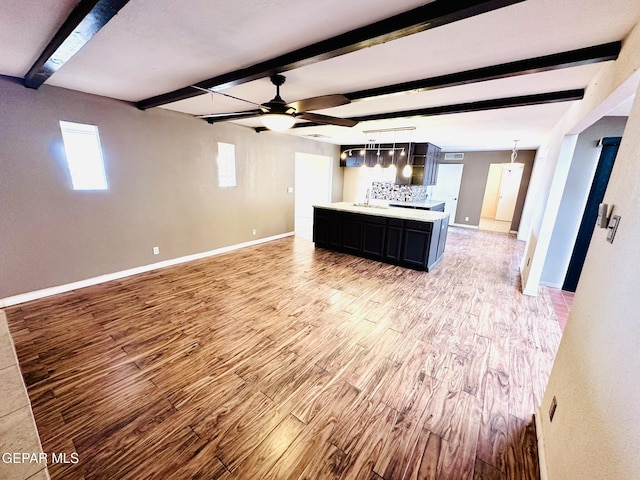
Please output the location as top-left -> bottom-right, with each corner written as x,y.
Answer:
2,0 -> 639,151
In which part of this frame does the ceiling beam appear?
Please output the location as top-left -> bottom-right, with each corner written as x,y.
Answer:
254,89 -> 585,132
136,0 -> 525,110
23,0 -> 130,89
207,42 -> 616,126
345,41 -> 621,101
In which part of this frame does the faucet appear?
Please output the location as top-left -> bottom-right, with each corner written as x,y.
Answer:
365,188 -> 370,206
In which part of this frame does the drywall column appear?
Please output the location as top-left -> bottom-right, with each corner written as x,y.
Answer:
520,134 -> 577,296
537,78 -> 640,480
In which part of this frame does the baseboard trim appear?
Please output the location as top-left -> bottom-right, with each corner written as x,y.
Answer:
450,223 -> 479,229
534,408 -> 550,480
0,232 -> 294,308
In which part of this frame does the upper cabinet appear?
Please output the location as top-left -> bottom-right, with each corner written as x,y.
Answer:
340,142 -> 440,186
410,142 -> 441,186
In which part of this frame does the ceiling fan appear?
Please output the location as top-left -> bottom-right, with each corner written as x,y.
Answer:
197,74 -> 358,131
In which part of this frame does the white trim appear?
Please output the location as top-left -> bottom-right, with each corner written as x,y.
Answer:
450,223 -> 479,229
0,232 -> 294,308
535,408 -> 550,480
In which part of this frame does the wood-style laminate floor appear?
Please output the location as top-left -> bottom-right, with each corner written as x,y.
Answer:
5,228 -> 562,480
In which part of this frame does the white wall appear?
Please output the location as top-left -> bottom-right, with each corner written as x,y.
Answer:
520,17 -> 640,296
534,18 -> 640,480
342,165 -> 395,204
540,116 -> 627,288
520,133 -> 578,295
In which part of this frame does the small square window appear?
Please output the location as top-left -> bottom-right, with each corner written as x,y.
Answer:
59,121 -> 108,190
217,142 -> 237,188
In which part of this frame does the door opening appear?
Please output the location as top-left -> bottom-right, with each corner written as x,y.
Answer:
480,163 -> 523,233
430,164 -> 464,224
563,137 -> 621,292
294,153 -> 333,240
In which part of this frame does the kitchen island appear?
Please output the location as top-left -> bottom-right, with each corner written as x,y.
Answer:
313,202 -> 449,271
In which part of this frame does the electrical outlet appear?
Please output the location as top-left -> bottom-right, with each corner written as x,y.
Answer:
465,216 -> 469,222
152,246 -> 160,255
549,395 -> 557,422
252,229 -> 256,236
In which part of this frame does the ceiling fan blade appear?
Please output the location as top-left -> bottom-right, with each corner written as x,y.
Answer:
197,109 -> 263,122
287,94 -> 350,113
299,112 -> 358,127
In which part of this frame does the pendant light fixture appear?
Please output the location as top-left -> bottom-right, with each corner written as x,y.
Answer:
388,130 -> 397,176
402,128 -> 414,178
339,127 -> 416,164
502,139 -> 524,172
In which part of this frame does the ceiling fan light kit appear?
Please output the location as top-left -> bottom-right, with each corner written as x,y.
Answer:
199,74 -> 356,132
261,113 -> 296,131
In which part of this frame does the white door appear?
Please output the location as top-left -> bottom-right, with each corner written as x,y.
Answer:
294,153 -> 333,239
431,164 -> 464,223
495,166 -> 524,221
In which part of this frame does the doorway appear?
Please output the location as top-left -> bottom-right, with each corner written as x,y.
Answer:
562,137 -> 621,292
430,164 -> 464,224
480,163 -> 523,232
294,153 -> 333,239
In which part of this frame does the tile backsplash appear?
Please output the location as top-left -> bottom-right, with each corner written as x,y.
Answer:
371,182 -> 428,202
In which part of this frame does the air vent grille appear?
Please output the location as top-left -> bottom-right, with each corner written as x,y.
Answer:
444,153 -> 464,160
304,133 -> 331,138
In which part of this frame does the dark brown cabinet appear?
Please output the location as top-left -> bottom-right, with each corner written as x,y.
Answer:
313,209 -> 342,247
409,142 -> 440,186
342,215 -> 363,252
313,207 -> 448,271
385,218 -> 404,261
402,228 -> 430,267
362,217 -> 386,258
340,142 -> 440,186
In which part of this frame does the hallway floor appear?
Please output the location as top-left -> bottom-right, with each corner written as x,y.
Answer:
546,288 -> 574,332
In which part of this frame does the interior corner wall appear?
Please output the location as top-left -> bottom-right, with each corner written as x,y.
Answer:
540,116 -> 628,288
538,81 -> 640,480
0,76 -> 339,299
532,18 -> 640,480
520,17 -> 640,297
439,150 -> 535,228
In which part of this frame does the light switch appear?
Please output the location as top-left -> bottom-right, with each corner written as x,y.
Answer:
597,203 -> 609,228
606,215 -> 620,244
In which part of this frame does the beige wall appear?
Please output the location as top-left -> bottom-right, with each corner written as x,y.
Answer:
540,82 -> 640,480
438,149 -> 535,229
0,76 -> 339,299
534,18 -> 640,480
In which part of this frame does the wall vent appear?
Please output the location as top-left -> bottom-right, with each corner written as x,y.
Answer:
444,153 -> 464,160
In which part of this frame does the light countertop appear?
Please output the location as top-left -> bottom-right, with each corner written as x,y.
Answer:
388,199 -> 445,209
314,202 -> 449,222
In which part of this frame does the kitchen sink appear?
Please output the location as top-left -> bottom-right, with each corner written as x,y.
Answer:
352,203 -> 389,209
